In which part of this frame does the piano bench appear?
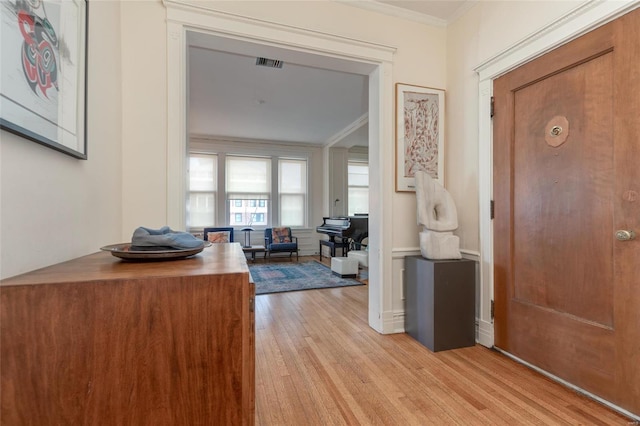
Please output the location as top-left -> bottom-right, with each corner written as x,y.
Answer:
347,250 -> 368,268
331,257 -> 358,278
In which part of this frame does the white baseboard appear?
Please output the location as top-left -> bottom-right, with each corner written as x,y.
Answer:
477,319 -> 494,348
392,310 -> 405,333
380,310 -> 396,334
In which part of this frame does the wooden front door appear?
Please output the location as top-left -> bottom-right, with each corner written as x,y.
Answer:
493,9 -> 640,415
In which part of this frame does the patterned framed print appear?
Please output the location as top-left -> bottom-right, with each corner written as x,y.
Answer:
395,83 -> 445,191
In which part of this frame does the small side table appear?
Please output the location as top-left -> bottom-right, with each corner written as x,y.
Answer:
242,245 -> 265,262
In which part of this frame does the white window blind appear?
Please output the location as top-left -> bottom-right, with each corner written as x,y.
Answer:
188,154 -> 217,227
226,156 -> 270,200
348,162 -> 369,216
279,159 -> 307,227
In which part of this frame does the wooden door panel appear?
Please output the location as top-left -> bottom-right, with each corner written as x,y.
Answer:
512,52 -> 614,327
494,8 -> 640,416
508,302 -> 615,387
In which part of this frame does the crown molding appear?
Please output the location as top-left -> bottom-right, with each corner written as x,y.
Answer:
164,0 -> 396,61
447,0 -> 479,25
325,113 -> 369,147
190,134 -> 325,149
335,0 -> 447,27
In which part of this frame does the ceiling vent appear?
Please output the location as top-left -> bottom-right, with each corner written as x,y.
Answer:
256,57 -> 284,69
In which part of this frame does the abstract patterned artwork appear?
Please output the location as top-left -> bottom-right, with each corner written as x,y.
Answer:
396,83 -> 445,191
404,91 -> 439,178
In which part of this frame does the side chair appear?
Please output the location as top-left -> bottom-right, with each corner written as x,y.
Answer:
264,227 -> 299,260
203,227 -> 234,243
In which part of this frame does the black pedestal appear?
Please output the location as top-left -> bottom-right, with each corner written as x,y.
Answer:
404,256 -> 476,352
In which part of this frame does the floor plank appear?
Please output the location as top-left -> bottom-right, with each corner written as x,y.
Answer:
254,278 -> 631,425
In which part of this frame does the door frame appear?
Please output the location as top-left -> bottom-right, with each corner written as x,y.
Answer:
163,1 -> 398,333
473,0 -> 639,349
475,0 -> 640,419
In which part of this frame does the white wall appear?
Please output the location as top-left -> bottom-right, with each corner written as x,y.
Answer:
445,1 -> 583,256
0,0 -> 596,324
120,0 -> 447,330
120,0 -> 168,238
0,1 -> 122,279
118,0 -> 447,244
329,147 -> 348,218
446,0 -> 594,342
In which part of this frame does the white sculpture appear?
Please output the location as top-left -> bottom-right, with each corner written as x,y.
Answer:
415,171 -> 461,260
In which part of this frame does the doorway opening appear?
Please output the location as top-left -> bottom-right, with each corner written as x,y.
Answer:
165,4 -> 396,332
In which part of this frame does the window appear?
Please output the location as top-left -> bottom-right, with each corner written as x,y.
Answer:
188,154 -> 216,227
188,152 -> 307,229
348,162 -> 369,216
226,156 -> 270,226
279,159 -> 307,227
229,198 -> 269,226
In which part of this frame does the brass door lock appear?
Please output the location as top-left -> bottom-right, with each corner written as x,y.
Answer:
615,230 -> 636,241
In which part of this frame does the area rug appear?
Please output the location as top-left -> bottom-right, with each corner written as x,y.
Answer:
249,261 -> 364,295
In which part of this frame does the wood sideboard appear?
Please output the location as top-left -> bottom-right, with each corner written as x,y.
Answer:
1,243 -> 255,425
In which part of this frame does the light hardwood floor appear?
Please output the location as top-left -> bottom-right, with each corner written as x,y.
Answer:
254,266 -> 630,425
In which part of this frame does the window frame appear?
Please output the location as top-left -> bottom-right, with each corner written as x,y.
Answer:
188,147 -> 310,231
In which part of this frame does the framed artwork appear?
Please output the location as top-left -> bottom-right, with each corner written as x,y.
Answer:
1,0 -> 88,159
395,83 -> 445,192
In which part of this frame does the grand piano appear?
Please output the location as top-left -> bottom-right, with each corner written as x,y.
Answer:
316,215 -> 368,260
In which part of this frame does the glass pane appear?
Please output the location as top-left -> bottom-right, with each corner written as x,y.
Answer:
190,155 -> 216,191
226,157 -> 270,194
348,187 -> 368,216
281,194 -> 304,227
280,160 -> 306,193
229,199 -> 269,226
188,193 -> 215,227
348,163 -> 369,187
250,213 -> 266,225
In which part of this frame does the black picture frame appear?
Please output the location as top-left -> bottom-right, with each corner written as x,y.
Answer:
0,0 -> 88,159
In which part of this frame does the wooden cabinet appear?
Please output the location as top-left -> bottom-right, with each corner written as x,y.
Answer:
1,243 -> 255,425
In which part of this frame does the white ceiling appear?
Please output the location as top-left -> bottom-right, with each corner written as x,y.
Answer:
187,0 -> 473,148
188,46 -> 370,146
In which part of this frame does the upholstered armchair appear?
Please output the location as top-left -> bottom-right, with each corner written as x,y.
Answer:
264,227 -> 298,260
203,227 -> 234,243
